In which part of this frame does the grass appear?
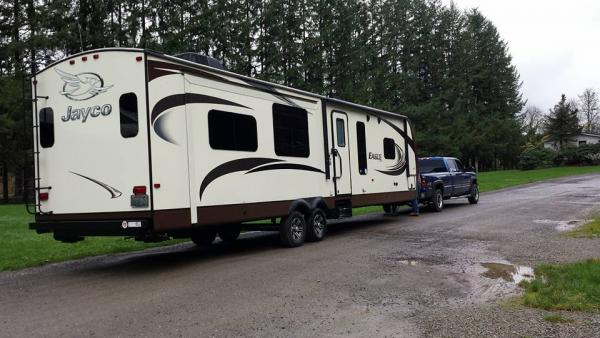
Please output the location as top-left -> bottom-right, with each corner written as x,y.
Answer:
568,217 -> 600,238
477,165 -> 600,192
520,259 -> 600,312
0,204 -> 185,271
543,314 -> 574,323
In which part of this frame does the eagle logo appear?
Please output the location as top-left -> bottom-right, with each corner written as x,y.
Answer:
55,68 -> 113,101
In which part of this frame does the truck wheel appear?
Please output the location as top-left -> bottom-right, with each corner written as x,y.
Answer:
468,184 -> 479,204
430,189 -> 444,212
280,211 -> 306,247
191,229 -> 217,246
218,225 -> 241,243
306,209 -> 327,242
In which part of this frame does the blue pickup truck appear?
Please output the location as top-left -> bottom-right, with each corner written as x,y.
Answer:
418,157 -> 479,211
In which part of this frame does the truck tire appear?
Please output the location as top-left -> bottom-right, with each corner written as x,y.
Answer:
191,229 -> 217,246
468,184 -> 479,204
280,211 -> 307,247
430,188 -> 444,212
306,209 -> 327,242
218,225 -> 241,243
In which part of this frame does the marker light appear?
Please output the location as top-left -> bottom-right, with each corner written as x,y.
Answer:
39,192 -> 49,201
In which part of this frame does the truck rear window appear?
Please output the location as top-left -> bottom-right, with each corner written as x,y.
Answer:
39,107 -> 54,148
419,159 -> 447,173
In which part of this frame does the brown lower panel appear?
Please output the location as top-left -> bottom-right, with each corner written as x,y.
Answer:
36,210 -> 152,222
196,200 -> 292,226
351,190 -> 416,208
153,208 -> 191,231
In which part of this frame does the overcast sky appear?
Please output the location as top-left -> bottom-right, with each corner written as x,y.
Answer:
444,0 -> 600,112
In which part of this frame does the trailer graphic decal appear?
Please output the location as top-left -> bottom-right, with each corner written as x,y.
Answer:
376,144 -> 407,176
151,93 -> 250,144
55,69 -> 113,101
199,158 -> 324,200
69,171 -> 122,198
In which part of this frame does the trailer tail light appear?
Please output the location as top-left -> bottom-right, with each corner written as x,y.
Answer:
131,186 -> 149,208
39,192 -> 49,201
132,186 -> 147,195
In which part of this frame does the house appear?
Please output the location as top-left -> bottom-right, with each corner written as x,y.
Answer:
543,133 -> 600,150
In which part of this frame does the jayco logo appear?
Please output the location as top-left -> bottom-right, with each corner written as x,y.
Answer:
61,105 -> 112,122
369,152 -> 382,161
55,68 -> 113,101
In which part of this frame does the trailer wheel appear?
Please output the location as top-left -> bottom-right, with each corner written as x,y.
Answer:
280,211 -> 306,248
430,188 -> 444,212
306,209 -> 327,242
468,184 -> 479,204
218,226 -> 241,243
191,229 -> 217,246
383,204 -> 402,215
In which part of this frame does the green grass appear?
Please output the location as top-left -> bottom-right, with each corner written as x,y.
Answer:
477,166 -> 600,192
0,204 -> 185,271
543,314 -> 574,323
520,259 -> 600,312
568,217 -> 600,238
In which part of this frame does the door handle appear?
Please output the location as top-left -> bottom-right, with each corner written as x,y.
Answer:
331,148 -> 342,179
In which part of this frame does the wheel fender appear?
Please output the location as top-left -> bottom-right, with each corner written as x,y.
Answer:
288,199 -> 311,216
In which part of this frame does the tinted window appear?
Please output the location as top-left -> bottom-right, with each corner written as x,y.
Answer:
453,159 -> 464,171
356,122 -> 367,175
208,110 -> 257,151
383,138 -> 395,159
273,103 -> 309,157
419,159 -> 447,173
39,108 -> 54,148
336,118 -> 346,147
448,159 -> 458,172
120,93 -> 138,138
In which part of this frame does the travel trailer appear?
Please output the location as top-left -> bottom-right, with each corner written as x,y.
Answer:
29,48 -> 417,247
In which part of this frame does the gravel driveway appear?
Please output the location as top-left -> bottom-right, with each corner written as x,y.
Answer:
1,174 -> 599,337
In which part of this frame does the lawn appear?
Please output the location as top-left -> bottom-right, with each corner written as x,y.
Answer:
0,204 -> 184,271
520,259 -> 600,312
1,165 -> 599,271
568,217 -> 600,238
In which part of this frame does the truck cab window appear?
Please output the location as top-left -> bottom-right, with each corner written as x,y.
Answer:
120,93 -> 138,138
39,107 -> 54,148
272,103 -> 310,157
453,159 -> 464,171
208,110 -> 258,151
383,138 -> 395,159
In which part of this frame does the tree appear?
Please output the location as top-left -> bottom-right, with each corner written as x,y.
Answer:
545,94 -> 581,149
578,88 -> 599,133
519,105 -> 545,145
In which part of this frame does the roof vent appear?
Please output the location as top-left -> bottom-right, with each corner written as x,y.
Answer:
174,52 -> 225,70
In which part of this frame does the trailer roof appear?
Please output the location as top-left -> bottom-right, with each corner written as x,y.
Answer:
37,47 -> 408,120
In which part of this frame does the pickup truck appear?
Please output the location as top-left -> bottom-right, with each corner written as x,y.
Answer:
418,157 -> 479,211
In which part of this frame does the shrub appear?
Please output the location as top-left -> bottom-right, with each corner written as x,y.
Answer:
555,144 -> 600,166
518,147 -> 557,170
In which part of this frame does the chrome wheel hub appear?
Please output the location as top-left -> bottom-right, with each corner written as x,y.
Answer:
313,214 -> 325,236
291,217 -> 303,241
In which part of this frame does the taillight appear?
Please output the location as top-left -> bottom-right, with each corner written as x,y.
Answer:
39,192 -> 49,201
132,186 -> 147,195
420,176 -> 428,188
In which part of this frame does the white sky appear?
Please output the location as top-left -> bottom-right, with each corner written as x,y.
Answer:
444,0 -> 600,112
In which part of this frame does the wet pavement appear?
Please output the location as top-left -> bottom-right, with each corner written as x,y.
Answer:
1,174 -> 600,337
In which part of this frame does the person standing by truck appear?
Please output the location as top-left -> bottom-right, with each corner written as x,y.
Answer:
410,175 -> 420,216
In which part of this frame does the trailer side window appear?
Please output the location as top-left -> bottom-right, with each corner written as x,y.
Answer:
272,103 -> 309,157
208,110 -> 257,151
39,108 -> 54,148
356,122 -> 367,175
335,119 -> 346,147
120,93 -> 138,138
383,138 -> 395,159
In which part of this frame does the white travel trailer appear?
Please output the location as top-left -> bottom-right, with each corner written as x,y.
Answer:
29,48 -> 417,247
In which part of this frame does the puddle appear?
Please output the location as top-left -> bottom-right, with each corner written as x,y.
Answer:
398,260 -> 418,266
481,263 -> 534,284
533,219 -> 590,232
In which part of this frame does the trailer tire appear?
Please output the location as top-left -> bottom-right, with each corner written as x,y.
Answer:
430,188 -> 444,212
218,226 -> 241,243
280,211 -> 306,248
468,184 -> 479,204
306,209 -> 327,242
191,229 -> 217,246
383,204 -> 402,215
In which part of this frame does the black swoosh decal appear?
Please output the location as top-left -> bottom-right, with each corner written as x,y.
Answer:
377,144 -> 407,176
70,171 -> 122,198
378,116 -> 416,151
199,158 -> 283,200
151,93 -> 249,124
245,163 -> 325,174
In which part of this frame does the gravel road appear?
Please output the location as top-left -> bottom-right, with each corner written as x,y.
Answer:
1,174 -> 600,337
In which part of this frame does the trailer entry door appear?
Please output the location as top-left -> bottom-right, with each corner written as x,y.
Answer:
331,111 -> 352,195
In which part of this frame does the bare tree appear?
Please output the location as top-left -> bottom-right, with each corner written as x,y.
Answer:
578,88 -> 599,133
520,104 -> 545,137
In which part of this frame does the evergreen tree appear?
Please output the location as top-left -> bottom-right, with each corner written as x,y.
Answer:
545,94 -> 581,149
